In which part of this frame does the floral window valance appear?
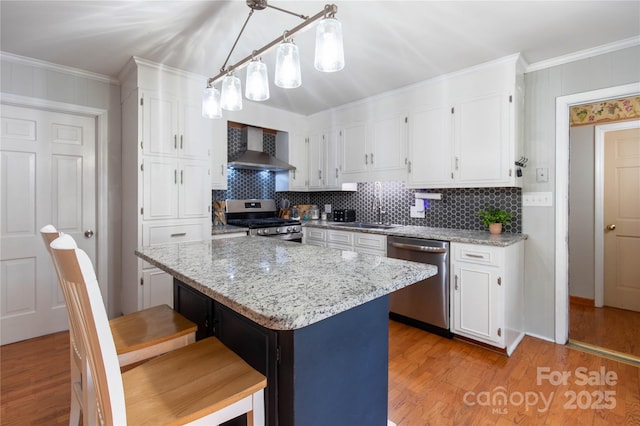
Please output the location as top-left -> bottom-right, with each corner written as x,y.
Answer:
570,96 -> 640,126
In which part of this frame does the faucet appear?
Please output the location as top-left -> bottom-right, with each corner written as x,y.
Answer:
372,181 -> 386,224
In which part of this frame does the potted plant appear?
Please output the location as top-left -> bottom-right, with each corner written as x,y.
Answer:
476,205 -> 513,235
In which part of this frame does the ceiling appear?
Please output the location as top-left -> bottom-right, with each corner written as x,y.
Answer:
1,1 -> 639,116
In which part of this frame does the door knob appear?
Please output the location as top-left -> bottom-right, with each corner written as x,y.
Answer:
84,229 -> 95,238
606,224 -> 616,231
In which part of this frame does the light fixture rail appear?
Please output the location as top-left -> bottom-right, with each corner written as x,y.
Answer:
207,3 -> 338,88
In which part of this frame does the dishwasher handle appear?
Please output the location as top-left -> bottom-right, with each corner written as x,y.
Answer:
389,242 -> 447,254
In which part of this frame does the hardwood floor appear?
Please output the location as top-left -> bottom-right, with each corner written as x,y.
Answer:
2,323 -> 639,425
570,300 -> 640,359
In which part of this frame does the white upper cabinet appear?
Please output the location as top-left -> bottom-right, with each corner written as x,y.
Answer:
211,120 -> 227,189
407,54 -> 524,189
407,105 -> 453,187
308,128 -> 340,190
142,91 -> 211,161
339,121 -> 368,178
339,112 -> 408,183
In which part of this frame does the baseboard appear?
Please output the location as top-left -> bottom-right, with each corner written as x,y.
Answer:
570,295 -> 594,306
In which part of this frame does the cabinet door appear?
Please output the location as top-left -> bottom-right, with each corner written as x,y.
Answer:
142,268 -> 174,309
324,129 -> 340,189
370,114 -> 407,176
453,93 -> 511,186
143,156 -> 178,220
173,280 -> 214,341
179,101 -> 212,160
211,120 -> 227,189
452,262 -> 503,346
308,134 -> 324,190
143,92 -> 178,156
407,106 -> 453,188
178,159 -> 210,218
289,134 -> 309,191
340,122 -> 368,179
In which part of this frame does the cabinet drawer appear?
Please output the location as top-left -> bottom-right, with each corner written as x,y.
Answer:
354,233 -> 386,256
327,230 -> 354,246
143,223 -> 206,246
454,243 -> 502,267
305,228 -> 326,242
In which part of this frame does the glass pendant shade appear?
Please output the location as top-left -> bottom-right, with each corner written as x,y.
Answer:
314,17 -> 345,72
274,40 -> 301,88
201,86 -> 222,119
245,59 -> 270,101
221,74 -> 243,111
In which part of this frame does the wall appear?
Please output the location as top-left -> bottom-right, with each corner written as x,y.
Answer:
568,125 -> 596,299
0,53 -> 123,317
523,45 -> 640,340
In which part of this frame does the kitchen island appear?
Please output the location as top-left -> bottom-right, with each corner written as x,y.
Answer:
136,237 -> 436,426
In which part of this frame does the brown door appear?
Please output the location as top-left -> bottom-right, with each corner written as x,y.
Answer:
603,126 -> 640,312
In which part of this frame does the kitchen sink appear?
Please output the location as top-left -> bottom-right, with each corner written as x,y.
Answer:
332,222 -> 398,230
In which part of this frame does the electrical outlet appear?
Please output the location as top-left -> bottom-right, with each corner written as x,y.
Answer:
522,192 -> 553,207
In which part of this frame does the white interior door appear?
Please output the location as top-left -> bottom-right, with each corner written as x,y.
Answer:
1,104 -> 96,344
603,125 -> 640,312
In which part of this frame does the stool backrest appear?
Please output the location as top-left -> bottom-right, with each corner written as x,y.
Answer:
50,234 -> 127,425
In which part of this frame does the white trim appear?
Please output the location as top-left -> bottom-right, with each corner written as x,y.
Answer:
0,51 -> 119,85
527,36 -> 640,73
594,120 -> 640,308
555,82 -> 640,344
0,92 -> 111,309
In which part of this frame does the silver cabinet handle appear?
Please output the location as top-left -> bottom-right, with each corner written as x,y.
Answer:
465,253 -> 484,259
371,153 -> 374,164
174,169 -> 177,184
180,135 -> 183,149
220,164 -> 224,175
84,229 -> 94,238
174,135 -> 177,149
365,154 -> 368,165
170,233 -> 187,237
180,170 -> 183,184
455,274 -> 459,290
407,160 -> 412,173
335,168 -> 339,178
455,156 -> 459,170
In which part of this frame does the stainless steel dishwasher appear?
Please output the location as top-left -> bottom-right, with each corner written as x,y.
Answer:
387,236 -> 451,337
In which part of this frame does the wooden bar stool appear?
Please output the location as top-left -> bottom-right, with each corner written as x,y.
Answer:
40,225 -> 197,424
50,234 -> 266,425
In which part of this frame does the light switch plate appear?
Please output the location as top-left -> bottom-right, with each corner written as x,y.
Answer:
522,192 -> 553,206
536,167 -> 549,183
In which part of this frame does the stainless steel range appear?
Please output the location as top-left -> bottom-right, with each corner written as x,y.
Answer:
226,199 -> 303,242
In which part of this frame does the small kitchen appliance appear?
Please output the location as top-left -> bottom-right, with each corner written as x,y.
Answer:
333,209 -> 356,222
226,199 -> 302,242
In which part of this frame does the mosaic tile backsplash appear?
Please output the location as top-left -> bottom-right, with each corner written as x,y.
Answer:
213,127 -> 522,233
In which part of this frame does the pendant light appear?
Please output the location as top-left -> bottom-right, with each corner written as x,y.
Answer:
274,37 -> 301,89
221,73 -> 243,111
202,3 -> 344,118
314,16 -> 344,72
245,57 -> 270,101
201,86 -> 222,119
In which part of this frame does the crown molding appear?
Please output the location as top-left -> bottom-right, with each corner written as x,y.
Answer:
0,51 -> 119,85
526,36 -> 640,73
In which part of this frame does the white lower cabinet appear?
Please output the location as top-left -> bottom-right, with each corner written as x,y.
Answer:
142,268 -> 174,309
451,241 -> 524,355
303,227 -> 386,256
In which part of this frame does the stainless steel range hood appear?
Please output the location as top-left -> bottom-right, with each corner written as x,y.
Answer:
228,126 -> 295,172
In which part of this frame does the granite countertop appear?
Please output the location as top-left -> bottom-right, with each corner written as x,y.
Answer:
211,224 -> 248,236
303,221 -> 527,247
136,237 -> 436,331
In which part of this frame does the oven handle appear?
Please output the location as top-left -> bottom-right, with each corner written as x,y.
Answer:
389,242 -> 447,254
